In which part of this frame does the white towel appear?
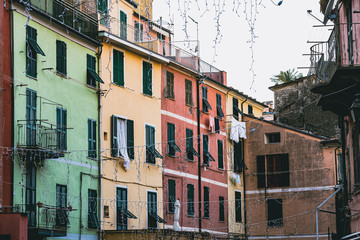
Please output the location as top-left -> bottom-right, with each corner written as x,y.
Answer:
230,117 -> 246,142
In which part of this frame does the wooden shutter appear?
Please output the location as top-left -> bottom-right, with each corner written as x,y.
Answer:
257,155 -> 266,188
143,61 -> 152,95
218,140 -> 223,169
204,186 -> 209,218
203,135 -> 209,165
111,115 -> 118,156
187,184 -> 194,216
168,179 -> 176,213
219,196 -> 224,221
186,129 -> 193,161
235,191 -> 242,222
113,50 -> 124,86
127,120 -> 134,159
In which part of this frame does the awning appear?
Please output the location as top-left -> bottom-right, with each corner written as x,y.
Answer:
148,146 -> 163,159
28,39 -> 45,56
233,105 -> 244,117
169,141 -> 181,153
87,69 -> 104,83
187,146 -> 200,157
202,98 -> 212,110
150,212 -> 166,223
217,105 -> 224,118
119,207 -> 137,219
206,152 -> 216,162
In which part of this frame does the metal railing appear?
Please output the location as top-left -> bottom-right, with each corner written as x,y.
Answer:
309,28 -> 339,85
14,0 -> 98,40
17,120 -> 64,152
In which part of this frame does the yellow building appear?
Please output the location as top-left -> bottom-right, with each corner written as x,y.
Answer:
97,0 -> 171,234
225,88 -> 266,239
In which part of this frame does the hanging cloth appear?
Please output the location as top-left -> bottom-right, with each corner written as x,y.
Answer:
117,118 -> 130,170
230,117 -> 246,142
209,116 -> 215,132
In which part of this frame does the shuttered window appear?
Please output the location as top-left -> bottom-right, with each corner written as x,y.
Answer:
56,108 -> 67,151
146,125 -> 163,163
204,186 -> 209,218
257,154 -> 290,188
116,187 -> 137,230
234,141 -> 243,173
248,105 -> 253,115
120,10 -> 127,40
186,129 -> 199,161
147,191 -> 166,229
98,0 -> 108,13
165,71 -> 174,99
233,98 -> 242,120
218,140 -> 224,169
26,89 -> 37,146
167,123 -> 181,157
26,26 -> 44,78
219,196 -> 224,222
113,50 -> 124,86
267,199 -> 283,227
111,116 -> 134,159
235,191 -> 242,222
216,94 -> 224,118
168,179 -> 176,213
185,79 -> 193,106
88,189 -> 99,229
56,40 -> 67,75
134,21 -> 143,42
127,120 -> 134,159
88,119 -> 96,158
202,86 -> 212,113
87,54 -> 103,87
187,184 -> 194,216
143,61 -> 152,96
56,184 -> 68,227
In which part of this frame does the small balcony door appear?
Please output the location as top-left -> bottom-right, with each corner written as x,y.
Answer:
26,165 -> 36,227
26,89 -> 37,146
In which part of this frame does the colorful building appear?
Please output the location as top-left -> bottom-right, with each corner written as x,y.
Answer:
11,0 -> 101,239
224,89 -> 266,239
244,115 -> 338,239
98,0 -> 172,236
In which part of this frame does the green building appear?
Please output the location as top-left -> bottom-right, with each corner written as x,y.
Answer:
11,0 -> 102,239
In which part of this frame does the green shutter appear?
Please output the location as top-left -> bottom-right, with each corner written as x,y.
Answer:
218,140 -> 223,169
204,186 -> 209,218
187,184 -> 194,216
56,41 -> 66,75
111,115 -> 118,157
120,11 -> 127,39
113,50 -> 124,86
234,141 -> 243,172
167,123 -> 175,156
127,120 -> 134,159
219,196 -> 224,221
203,135 -> 209,165
235,191 -> 242,222
88,189 -> 99,229
168,179 -> 176,213
143,61 -> 152,96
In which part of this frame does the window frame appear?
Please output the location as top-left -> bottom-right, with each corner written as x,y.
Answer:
218,139 -> 224,169
142,61 -> 153,96
185,79 -> 193,106
113,49 -> 125,86
111,115 -> 134,159
235,191 -> 242,222
165,71 -> 175,99
168,179 -> 176,213
219,196 -> 224,222
56,40 -> 67,75
203,186 -> 210,218
88,189 -> 99,229
267,199 -> 283,227
216,93 -> 224,118
88,118 -> 97,158
56,107 -> 67,151
187,184 -> 195,216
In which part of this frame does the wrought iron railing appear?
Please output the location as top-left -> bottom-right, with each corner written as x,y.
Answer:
309,28 -> 339,85
14,0 -> 98,40
17,120 -> 64,152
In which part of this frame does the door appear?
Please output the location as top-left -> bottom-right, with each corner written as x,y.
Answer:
26,165 -> 36,227
26,89 -> 37,146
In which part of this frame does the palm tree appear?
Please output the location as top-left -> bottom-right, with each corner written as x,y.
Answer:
270,68 -> 303,84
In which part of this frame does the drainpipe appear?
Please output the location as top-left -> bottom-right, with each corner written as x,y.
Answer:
79,172 -> 83,240
9,0 -> 14,207
340,116 -> 349,236
96,41 -> 103,240
240,96 -> 247,238
316,187 -> 342,240
241,97 -> 248,118
197,77 -> 202,232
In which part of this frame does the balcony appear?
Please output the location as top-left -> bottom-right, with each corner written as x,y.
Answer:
13,203 -> 69,238
17,120 -> 65,162
14,0 -> 98,41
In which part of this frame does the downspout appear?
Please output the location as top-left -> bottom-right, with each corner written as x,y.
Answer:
96,41 -> 103,240
240,96 -> 247,238
197,77 -> 202,232
79,172 -> 83,240
10,0 -> 14,207
340,116 -> 349,235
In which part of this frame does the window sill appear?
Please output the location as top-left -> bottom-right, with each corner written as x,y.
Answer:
26,74 -> 38,80
87,156 -> 98,161
186,159 -> 195,163
202,217 -> 210,220
166,154 -> 177,158
187,214 -> 195,218
186,103 -> 194,108
165,96 -> 175,101
113,83 -> 125,88
56,72 -> 67,78
143,93 -> 153,98
86,84 -> 98,90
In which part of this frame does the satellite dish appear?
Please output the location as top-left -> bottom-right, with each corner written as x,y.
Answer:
323,0 -> 335,24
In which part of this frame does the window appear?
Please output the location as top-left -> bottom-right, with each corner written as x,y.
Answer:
216,94 -> 224,118
203,186 -> 209,218
26,26 -> 45,78
56,184 -> 68,227
104,206 -> 109,218
352,126 -> 360,186
202,86 -> 212,113
267,199 -> 283,227
147,191 -> 166,229
146,125 -> 163,163
26,165 -> 36,227
186,129 -> 199,161
235,191 -> 242,222
233,98 -> 242,120
347,3 -> 354,65
257,154 -> 290,188
134,21 -> 143,42
168,179 -> 176,213
218,140 -> 224,169
187,184 -> 194,216
111,116 -> 134,159
88,189 -> 99,229
248,105 -> 253,115
113,50 -> 124,86
266,132 -> 280,143
234,141 -> 244,173
203,135 -> 215,165
117,187 -> 137,230
88,119 -> 96,158
165,71 -> 174,99
26,89 -> 37,146
167,123 -> 181,157
98,0 -> 108,13
219,196 -> 224,222
56,107 -> 67,151
87,54 -> 103,87
56,40 -> 67,75
185,79 -> 193,106
120,10 -> 127,40
143,61 -> 153,96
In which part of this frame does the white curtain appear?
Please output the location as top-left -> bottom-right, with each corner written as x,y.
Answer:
117,118 -> 130,170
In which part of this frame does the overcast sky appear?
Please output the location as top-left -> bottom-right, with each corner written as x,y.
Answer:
153,0 -> 329,102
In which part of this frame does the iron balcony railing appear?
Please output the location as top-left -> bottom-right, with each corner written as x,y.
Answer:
309,28 -> 339,85
17,120 -> 65,152
14,0 -> 98,40
15,203 -> 69,234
